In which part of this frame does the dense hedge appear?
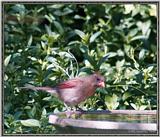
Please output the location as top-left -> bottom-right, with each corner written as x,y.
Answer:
4,3 -> 157,134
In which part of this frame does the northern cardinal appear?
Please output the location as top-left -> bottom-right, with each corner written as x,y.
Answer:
21,73 -> 105,110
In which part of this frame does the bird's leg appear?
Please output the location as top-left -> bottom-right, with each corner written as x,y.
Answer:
64,103 -> 74,118
64,103 -> 71,111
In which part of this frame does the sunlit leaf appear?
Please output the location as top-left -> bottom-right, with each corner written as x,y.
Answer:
122,92 -> 132,100
41,108 -> 47,117
4,55 -> 11,66
130,103 -> 138,110
75,29 -> 85,39
130,35 -> 147,42
139,49 -> 146,60
105,94 -> 119,110
59,52 -> 73,59
89,31 -> 101,43
116,59 -> 125,72
47,56 -> 57,63
21,119 -> 41,127
139,105 -> 147,110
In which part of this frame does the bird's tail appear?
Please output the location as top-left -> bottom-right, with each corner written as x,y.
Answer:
20,84 -> 58,95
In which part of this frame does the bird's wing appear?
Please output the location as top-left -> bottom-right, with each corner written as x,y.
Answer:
57,79 -> 83,89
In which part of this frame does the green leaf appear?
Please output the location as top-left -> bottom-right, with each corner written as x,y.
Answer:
117,49 -> 124,56
4,103 -> 12,113
139,49 -> 146,60
4,55 -> 11,66
28,56 -> 37,61
124,4 -> 135,14
47,57 -> 57,63
59,52 -> 73,59
75,29 -> 85,39
147,66 -> 154,73
142,21 -> 151,35
31,106 -> 36,117
134,62 -> 140,69
42,96 -> 52,101
41,34 -> 48,41
11,4 -> 25,14
45,25 -> 52,35
130,103 -> 137,110
116,59 -> 125,72
47,4 -> 64,9
53,21 -> 64,34
122,92 -> 132,101
41,41 -> 46,49
128,28 -> 138,37
79,45 -> 88,53
89,31 -> 101,43
54,7 -> 73,16
68,40 -> 81,45
97,54 -> 110,68
20,119 -> 41,127
139,105 -> 147,110
112,94 -> 118,102
130,35 -> 147,42
105,94 -> 119,110
84,54 -> 96,67
27,35 -> 32,47
41,108 -> 47,118
106,52 -> 117,58
24,106 -> 31,110
44,14 -> 53,23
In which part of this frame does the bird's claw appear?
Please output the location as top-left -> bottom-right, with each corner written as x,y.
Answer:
65,110 -> 75,118
64,103 -> 84,118
65,110 -> 83,118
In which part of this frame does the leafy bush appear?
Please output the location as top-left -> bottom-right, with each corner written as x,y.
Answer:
4,3 -> 157,134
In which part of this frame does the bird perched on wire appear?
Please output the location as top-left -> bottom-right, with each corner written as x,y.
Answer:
21,72 -> 105,116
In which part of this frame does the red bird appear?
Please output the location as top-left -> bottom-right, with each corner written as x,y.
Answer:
21,73 -> 105,110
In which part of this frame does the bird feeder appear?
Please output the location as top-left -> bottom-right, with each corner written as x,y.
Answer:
49,110 -> 157,134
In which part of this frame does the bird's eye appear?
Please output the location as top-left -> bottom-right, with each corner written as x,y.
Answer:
96,77 -> 100,81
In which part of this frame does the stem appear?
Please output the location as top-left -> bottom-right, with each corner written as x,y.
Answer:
68,49 -> 79,77
108,84 -> 148,96
53,62 -> 71,78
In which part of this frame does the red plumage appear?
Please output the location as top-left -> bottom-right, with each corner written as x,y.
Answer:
21,73 -> 105,107
57,79 -> 83,89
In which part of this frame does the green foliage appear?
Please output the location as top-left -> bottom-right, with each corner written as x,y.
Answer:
4,3 -> 157,134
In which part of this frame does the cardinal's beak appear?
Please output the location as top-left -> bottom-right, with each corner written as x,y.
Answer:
98,81 -> 105,87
